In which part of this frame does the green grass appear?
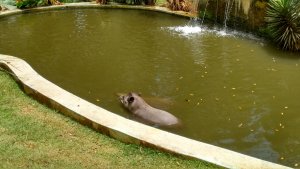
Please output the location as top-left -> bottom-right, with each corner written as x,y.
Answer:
0,69 -> 221,169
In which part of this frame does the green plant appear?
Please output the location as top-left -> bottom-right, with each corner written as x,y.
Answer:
1,0 -> 16,6
112,0 -> 155,5
16,0 -> 61,8
265,0 -> 300,51
16,0 -> 46,8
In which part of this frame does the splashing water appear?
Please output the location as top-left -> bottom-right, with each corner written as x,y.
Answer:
163,24 -> 261,41
166,26 -> 203,36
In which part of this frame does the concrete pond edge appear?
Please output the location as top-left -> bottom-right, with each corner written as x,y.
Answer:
0,5 -> 292,169
0,2 -> 196,18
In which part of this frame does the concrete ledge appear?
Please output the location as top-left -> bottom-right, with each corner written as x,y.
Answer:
0,2 -> 196,18
0,54 -> 291,169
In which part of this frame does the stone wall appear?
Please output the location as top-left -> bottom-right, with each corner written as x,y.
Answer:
198,0 -> 268,33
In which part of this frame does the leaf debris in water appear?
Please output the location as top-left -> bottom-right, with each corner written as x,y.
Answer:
238,123 -> 243,128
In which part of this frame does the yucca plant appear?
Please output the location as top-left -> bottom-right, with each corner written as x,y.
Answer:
265,0 -> 300,51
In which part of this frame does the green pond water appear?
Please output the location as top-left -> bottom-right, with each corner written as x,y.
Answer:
0,9 -> 299,167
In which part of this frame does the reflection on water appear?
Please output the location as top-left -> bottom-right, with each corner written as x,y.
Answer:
0,9 -> 299,167
74,11 -> 87,33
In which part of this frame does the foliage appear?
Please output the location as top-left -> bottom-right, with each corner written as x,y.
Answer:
0,0 -> 16,6
16,0 -> 61,8
265,0 -> 300,51
166,0 -> 192,12
96,0 -> 107,4
16,0 -> 46,8
60,0 -> 82,3
112,0 -> 156,5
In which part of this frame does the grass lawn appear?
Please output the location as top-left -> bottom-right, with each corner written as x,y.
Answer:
0,69 -> 220,169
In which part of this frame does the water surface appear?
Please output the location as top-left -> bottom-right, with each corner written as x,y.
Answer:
0,9 -> 299,167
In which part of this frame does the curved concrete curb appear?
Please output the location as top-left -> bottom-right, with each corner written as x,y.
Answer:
0,54 -> 291,169
0,2 -> 196,18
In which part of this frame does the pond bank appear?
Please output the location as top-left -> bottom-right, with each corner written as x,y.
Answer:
0,68 -> 218,169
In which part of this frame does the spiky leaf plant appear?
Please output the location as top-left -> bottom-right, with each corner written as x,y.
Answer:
266,0 -> 300,51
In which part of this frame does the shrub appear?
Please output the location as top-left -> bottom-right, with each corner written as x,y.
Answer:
112,0 -> 155,5
1,0 -> 16,6
166,0 -> 192,12
265,0 -> 300,51
16,0 -> 61,8
16,0 -> 47,8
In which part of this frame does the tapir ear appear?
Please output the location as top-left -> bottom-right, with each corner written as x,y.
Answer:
128,96 -> 135,103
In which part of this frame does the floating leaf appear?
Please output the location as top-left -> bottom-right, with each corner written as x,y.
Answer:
238,123 -> 243,127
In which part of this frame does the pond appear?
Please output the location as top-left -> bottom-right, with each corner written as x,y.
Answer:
0,9 -> 299,167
